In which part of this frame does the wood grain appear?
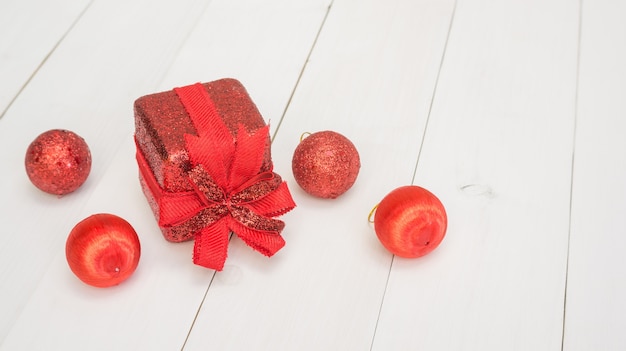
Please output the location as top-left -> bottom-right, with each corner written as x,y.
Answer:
183,0 -> 455,349
0,0 -> 334,349
1,0 -> 625,349
372,0 -> 580,349
0,0 -> 215,348
0,0 -> 91,116
564,0 -> 626,349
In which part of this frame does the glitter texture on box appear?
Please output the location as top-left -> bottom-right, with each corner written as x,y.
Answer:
134,79 -> 295,271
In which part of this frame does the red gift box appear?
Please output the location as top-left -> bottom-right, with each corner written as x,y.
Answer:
134,79 -> 295,270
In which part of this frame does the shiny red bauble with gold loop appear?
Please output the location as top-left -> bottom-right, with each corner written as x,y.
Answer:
373,185 -> 447,258
66,214 -> 141,288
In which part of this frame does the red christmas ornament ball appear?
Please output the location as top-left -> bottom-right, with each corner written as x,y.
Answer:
66,214 -> 141,288
25,129 -> 92,195
374,186 -> 447,258
292,131 -> 360,199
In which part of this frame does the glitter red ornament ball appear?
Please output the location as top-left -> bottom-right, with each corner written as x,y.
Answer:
25,129 -> 92,196
374,185 -> 447,258
66,214 -> 141,288
292,131 -> 360,199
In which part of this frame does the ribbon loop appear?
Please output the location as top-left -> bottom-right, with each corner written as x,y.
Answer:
187,164 -> 225,205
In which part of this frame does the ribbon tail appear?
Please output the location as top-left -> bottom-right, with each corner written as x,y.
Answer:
192,218 -> 230,271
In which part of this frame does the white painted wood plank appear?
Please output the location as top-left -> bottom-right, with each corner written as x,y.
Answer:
0,0 -> 91,116
563,1 -> 626,349
372,0 -> 579,350
0,0 -> 335,349
159,0 -> 331,138
0,0 -> 211,348
183,0 -> 455,349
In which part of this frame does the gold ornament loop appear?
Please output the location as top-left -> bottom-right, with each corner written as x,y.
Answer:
299,132 -> 312,142
368,203 -> 379,223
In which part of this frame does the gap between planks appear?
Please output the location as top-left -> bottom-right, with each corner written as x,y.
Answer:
180,2 -> 335,349
368,1 -> 459,350
0,0 -> 96,120
561,0 -> 584,350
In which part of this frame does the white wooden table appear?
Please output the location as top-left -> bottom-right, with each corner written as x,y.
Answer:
1,0 -> 625,349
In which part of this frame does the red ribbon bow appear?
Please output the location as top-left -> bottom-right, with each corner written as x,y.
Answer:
140,83 -> 295,271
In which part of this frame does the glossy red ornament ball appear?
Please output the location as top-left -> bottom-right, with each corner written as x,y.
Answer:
292,131 -> 360,199
374,186 -> 447,258
66,214 -> 141,288
25,129 -> 92,195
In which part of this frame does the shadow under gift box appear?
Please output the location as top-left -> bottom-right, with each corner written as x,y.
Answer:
134,78 -> 273,243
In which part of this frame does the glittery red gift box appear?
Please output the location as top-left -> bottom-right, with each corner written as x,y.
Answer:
134,78 -> 272,243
